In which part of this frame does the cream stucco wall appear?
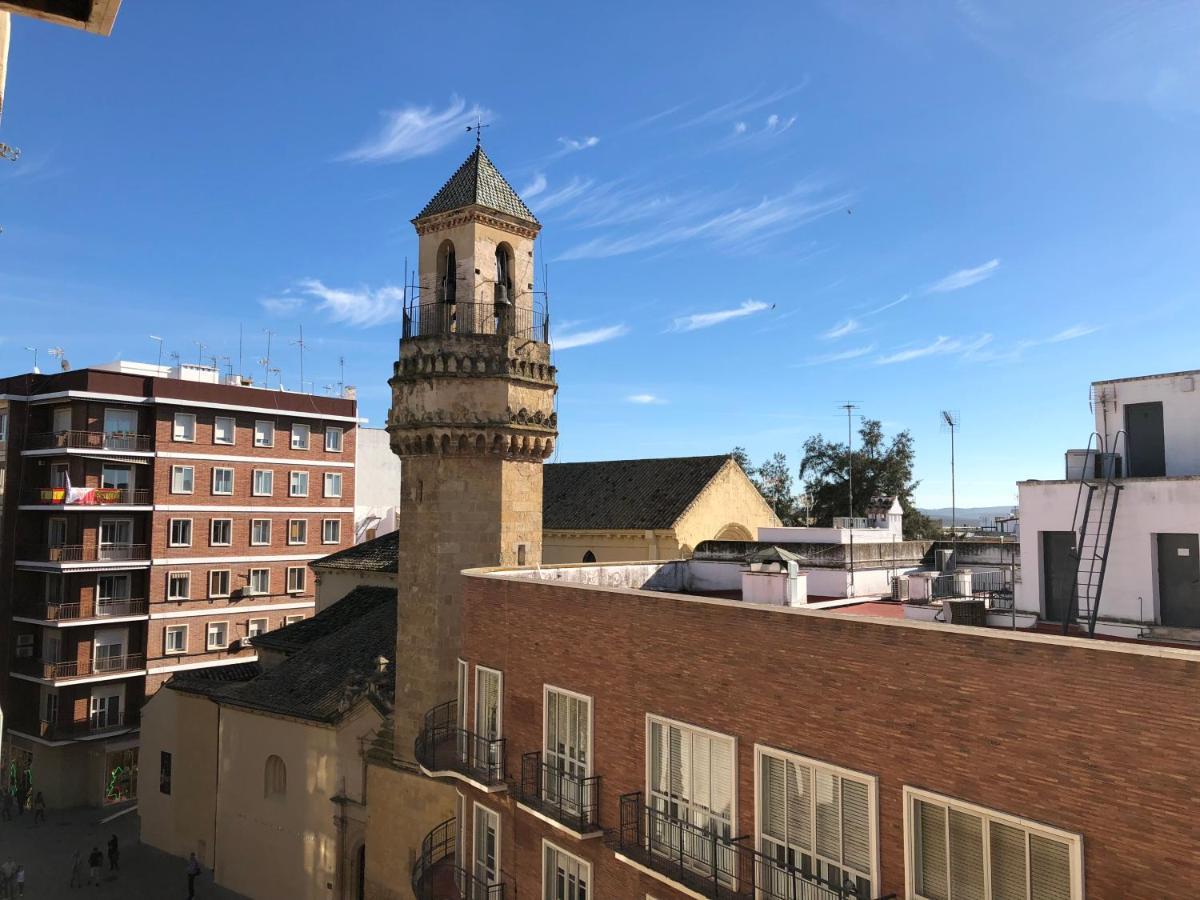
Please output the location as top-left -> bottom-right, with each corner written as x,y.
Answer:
314,566 -> 397,613
673,459 -> 780,554
542,529 -> 680,564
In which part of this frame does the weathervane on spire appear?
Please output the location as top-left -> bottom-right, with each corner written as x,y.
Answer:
466,116 -> 490,147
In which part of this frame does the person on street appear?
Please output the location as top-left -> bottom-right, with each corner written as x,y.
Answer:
107,834 -> 119,872
13,865 -> 23,897
0,791 -> 11,822
186,853 -> 202,899
69,850 -> 83,888
31,793 -> 44,826
87,847 -> 103,886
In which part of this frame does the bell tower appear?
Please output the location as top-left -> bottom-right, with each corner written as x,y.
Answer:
389,145 -> 556,752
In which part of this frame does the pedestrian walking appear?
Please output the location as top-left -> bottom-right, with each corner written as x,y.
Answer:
31,793 -> 44,826
186,852 -> 202,899
13,865 -> 22,897
87,847 -> 103,886
0,861 -> 15,900
0,791 -> 11,822
69,850 -> 83,888
13,784 -> 24,817
107,834 -> 119,872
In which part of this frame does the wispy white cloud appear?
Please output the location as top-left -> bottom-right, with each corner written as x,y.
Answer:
340,96 -> 490,163
1047,323 -> 1099,342
557,136 -> 599,153
969,323 -> 1102,363
552,323 -> 629,351
294,278 -> 405,327
822,318 -> 860,339
795,344 -> 877,367
926,259 -> 1000,293
864,293 -> 910,316
875,334 -> 993,365
520,173 -> 548,199
531,177 -> 594,213
679,82 -> 809,129
671,300 -> 770,332
733,122 -> 748,134
720,112 -> 798,147
259,296 -> 304,316
627,393 -> 666,404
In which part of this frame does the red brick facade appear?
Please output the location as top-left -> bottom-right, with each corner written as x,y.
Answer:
451,572 -> 1200,899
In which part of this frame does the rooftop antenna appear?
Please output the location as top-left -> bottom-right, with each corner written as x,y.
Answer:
149,335 -> 164,370
941,410 -> 960,563
323,383 -> 336,396
23,346 -> 38,374
238,323 -> 244,379
269,367 -> 282,390
47,347 -> 68,372
220,355 -> 233,379
169,351 -> 181,370
338,355 -> 345,396
262,329 -> 276,386
466,117 -> 490,147
840,401 -> 861,596
193,341 -> 207,367
291,324 -> 308,393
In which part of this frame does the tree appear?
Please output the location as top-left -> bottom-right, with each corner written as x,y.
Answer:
797,418 -> 942,540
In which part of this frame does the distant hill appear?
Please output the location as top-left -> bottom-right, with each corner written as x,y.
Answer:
918,505 -> 1014,526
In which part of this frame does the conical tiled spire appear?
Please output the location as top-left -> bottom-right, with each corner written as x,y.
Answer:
413,147 -> 538,224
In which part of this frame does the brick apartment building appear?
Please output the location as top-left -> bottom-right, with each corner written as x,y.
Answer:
0,360 -> 356,807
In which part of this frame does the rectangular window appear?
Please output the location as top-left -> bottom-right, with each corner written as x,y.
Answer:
287,519 -> 307,545
284,614 -> 303,626
173,412 -> 196,442
206,622 -> 229,650
254,420 -> 275,448
291,423 -> 310,450
322,518 -> 341,544
47,517 -> 68,547
251,519 -> 271,546
252,469 -> 274,497
473,803 -> 501,888
212,467 -> 234,495
210,519 -> 232,546
906,788 -> 1082,900
475,666 -> 503,745
247,618 -> 268,638
209,570 -> 231,599
160,751 -> 173,795
0,411 -> 8,443
171,465 -> 194,494
213,416 -> 235,445
647,716 -> 736,882
164,625 -> 187,655
169,519 -> 193,548
543,840 -> 591,900
167,571 -> 191,601
289,471 -> 309,497
544,687 -> 592,808
757,746 -> 877,898
249,568 -> 270,595
286,566 -> 306,594
96,574 -> 130,603
325,427 -> 343,452
99,519 -> 132,549
324,472 -> 343,498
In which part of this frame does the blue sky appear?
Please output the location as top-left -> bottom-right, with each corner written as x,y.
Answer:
3,1 -> 1199,507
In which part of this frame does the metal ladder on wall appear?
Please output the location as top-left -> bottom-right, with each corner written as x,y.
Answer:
1066,432 -> 1126,636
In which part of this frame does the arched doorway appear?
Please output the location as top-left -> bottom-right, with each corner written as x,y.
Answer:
715,523 -> 753,542
354,844 -> 366,900
582,551 -> 596,563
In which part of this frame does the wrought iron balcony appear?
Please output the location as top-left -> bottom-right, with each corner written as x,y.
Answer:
36,711 -> 139,741
402,298 -> 548,343
25,430 -> 154,452
13,653 -> 146,681
16,544 -> 150,563
21,487 -> 152,506
411,817 -> 504,900
518,751 -> 601,834
614,792 -> 880,900
17,597 -> 148,622
414,700 -> 506,787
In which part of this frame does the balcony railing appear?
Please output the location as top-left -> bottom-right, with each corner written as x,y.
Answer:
414,700 -> 507,787
16,544 -> 149,563
402,298 -> 548,343
25,430 -> 154,452
21,487 -> 152,506
412,818 -> 504,900
518,751 -> 601,834
36,711 -> 139,741
929,569 -> 1011,602
615,792 -> 880,900
13,653 -> 145,680
18,597 -> 148,621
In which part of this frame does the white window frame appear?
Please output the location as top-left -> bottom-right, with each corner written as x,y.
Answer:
286,566 -> 306,594
542,838 -> 592,900
173,412 -> 196,443
543,684 -> 594,780
213,416 -> 236,446
248,568 -> 270,596
291,423 -> 311,451
250,519 -> 272,546
167,571 -> 191,601
209,569 -> 231,599
170,465 -> 194,495
289,470 -> 309,498
284,614 -> 303,626
903,786 -> 1084,900
0,411 -> 8,443
325,426 -> 343,453
287,519 -> 308,546
753,744 -> 879,898
247,618 -> 268,638
473,801 -> 502,889
252,468 -> 274,497
206,621 -> 229,651
210,518 -> 233,547
475,665 -> 504,739
323,471 -> 343,498
211,467 -> 235,496
168,518 -> 193,548
254,420 -> 275,448
164,624 -> 188,655
322,518 -> 341,544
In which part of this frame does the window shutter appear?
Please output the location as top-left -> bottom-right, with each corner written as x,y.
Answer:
841,777 -> 871,875
576,697 -> 589,767
988,821 -> 1028,900
669,725 -> 684,799
1029,834 -> 1072,900
814,769 -> 842,862
915,800 -> 949,900
545,692 -> 558,754
650,720 -> 666,794
692,733 -> 712,811
709,737 -> 733,823
762,755 -> 787,842
786,761 -> 813,852
947,809 -> 986,900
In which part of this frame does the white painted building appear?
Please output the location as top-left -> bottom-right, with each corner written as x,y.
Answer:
1017,368 -> 1200,638
354,427 -> 401,542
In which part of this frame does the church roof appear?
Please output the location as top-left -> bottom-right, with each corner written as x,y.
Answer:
414,146 -> 539,224
312,529 -> 399,574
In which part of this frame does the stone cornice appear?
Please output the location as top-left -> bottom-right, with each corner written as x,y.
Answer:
387,424 -> 555,461
412,206 -> 540,240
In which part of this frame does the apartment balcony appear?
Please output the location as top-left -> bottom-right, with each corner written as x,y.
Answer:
517,751 -> 601,836
30,711 -> 140,742
20,487 -> 153,507
15,597 -> 148,624
12,653 -> 146,682
414,700 -> 507,789
411,818 -> 504,900
614,792 -> 872,900
16,544 -> 150,564
24,430 -> 154,453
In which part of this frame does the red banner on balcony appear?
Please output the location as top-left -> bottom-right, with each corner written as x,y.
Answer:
38,487 -> 123,505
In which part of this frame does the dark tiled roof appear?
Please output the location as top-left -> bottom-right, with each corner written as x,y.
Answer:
312,530 -> 399,574
168,662 -> 262,698
542,455 -> 734,531
249,585 -> 394,654
414,147 -> 538,224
